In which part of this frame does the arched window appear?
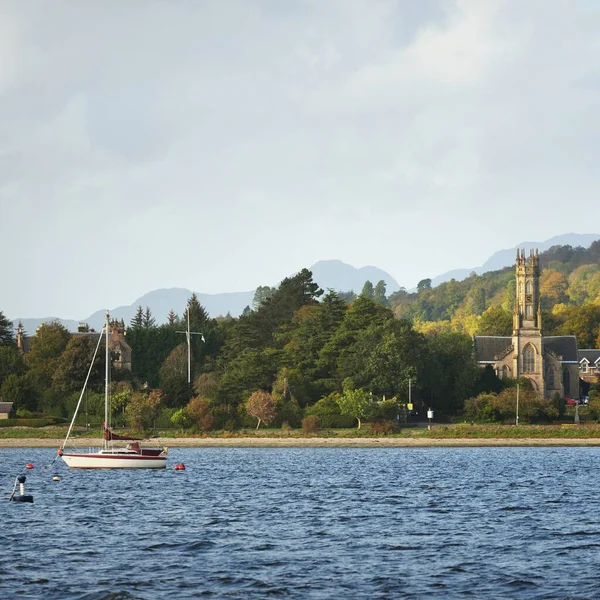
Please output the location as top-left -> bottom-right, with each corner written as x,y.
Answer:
563,368 -> 571,396
502,365 -> 510,379
526,281 -> 532,294
523,345 -> 535,373
547,366 -> 555,389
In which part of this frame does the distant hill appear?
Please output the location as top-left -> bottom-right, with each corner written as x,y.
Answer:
12,236 -> 599,333
13,260 -> 401,332
429,233 -> 600,288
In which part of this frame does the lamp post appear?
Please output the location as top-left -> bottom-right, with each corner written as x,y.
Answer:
516,382 -> 519,426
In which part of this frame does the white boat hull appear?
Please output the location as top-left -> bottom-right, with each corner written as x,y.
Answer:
61,452 -> 167,469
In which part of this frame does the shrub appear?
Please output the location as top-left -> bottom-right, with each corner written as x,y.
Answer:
305,394 -> 355,428
302,415 -> 319,434
370,420 -> 396,435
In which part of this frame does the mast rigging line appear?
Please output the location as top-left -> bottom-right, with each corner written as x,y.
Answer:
59,321 -> 105,452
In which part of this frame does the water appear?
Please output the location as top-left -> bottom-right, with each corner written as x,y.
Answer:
2,446 -> 600,599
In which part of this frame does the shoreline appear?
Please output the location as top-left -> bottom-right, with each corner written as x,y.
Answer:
3,437 -> 600,448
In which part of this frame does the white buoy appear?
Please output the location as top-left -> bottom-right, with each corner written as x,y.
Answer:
52,474 -> 61,482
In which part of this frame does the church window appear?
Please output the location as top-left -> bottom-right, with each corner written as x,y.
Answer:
523,345 -> 535,373
547,366 -> 555,389
526,281 -> 532,294
501,365 -> 510,379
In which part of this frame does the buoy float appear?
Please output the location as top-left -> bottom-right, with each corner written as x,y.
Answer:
25,463 -> 34,470
52,474 -> 61,482
9,475 -> 33,503
174,463 -> 186,471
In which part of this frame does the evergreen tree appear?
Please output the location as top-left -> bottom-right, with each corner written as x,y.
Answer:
130,306 -> 144,329
373,280 -> 388,306
143,307 -> 156,329
167,309 -> 178,326
0,311 -> 14,345
360,281 -> 374,299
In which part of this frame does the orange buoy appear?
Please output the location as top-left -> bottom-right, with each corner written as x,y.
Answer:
26,463 -> 34,469
174,463 -> 185,471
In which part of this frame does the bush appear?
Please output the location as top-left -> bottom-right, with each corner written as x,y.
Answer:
0,417 -> 60,427
302,415 -> 319,434
305,395 -> 355,428
370,420 -> 397,435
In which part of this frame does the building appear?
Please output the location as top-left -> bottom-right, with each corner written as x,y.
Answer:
16,320 -> 132,373
474,249 -> 580,399
0,402 -> 14,419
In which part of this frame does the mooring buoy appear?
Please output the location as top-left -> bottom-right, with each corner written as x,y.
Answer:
10,475 -> 33,503
52,474 -> 61,482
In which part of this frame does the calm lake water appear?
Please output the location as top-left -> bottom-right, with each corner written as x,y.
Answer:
2,446 -> 600,599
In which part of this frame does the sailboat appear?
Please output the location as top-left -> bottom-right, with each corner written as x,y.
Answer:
59,312 -> 167,469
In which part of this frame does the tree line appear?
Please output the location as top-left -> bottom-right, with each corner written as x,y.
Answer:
2,242 -> 600,431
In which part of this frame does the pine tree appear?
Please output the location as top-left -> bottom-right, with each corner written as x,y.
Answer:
0,311 -> 14,345
143,307 -> 156,329
373,280 -> 388,306
130,306 -> 144,329
360,281 -> 374,299
167,309 -> 178,326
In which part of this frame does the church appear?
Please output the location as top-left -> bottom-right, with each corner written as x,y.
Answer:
474,249 -> 580,399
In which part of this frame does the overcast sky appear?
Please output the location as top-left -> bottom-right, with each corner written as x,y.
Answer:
1,0 -> 599,319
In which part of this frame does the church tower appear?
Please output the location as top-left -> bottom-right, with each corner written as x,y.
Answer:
512,249 -> 544,392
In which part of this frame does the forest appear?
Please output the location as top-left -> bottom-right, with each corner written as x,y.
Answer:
2,242 -> 600,431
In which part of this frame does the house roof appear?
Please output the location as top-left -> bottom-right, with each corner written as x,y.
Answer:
474,335 -> 580,364
543,336 -> 579,362
0,402 -> 14,413
578,349 -> 600,364
473,336 -> 512,363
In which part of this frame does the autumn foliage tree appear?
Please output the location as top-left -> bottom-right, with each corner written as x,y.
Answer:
245,390 -> 277,429
126,390 -> 164,433
186,396 -> 214,430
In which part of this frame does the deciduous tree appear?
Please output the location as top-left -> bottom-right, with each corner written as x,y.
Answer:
245,390 -> 276,429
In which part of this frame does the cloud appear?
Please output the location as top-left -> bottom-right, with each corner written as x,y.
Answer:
0,0 -> 599,318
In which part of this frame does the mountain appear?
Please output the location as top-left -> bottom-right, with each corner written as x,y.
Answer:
13,260 -> 401,333
310,260 -> 401,294
13,236 -> 598,333
429,233 -> 600,288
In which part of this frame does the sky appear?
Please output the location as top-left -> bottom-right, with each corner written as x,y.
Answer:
1,0 -> 599,319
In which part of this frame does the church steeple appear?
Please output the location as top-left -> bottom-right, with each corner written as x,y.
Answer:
514,248 -> 541,333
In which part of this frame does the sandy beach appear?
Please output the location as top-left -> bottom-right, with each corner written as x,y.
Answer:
2,437 -> 600,448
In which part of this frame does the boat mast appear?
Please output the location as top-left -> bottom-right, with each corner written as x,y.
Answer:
105,311 -> 110,450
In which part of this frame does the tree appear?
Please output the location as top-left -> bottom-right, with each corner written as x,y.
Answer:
245,390 -> 276,429
143,307 -> 156,329
185,396 -> 214,430
52,335 -> 104,394
0,374 -> 37,412
25,321 -> 71,391
373,280 -> 388,306
360,281 -> 374,299
253,286 -> 276,310
130,306 -> 144,329
335,382 -> 372,429
125,390 -> 164,433
417,278 -> 432,292
0,346 -> 25,388
477,307 -> 512,336
167,309 -> 178,326
0,311 -> 14,345
540,270 -> 568,309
